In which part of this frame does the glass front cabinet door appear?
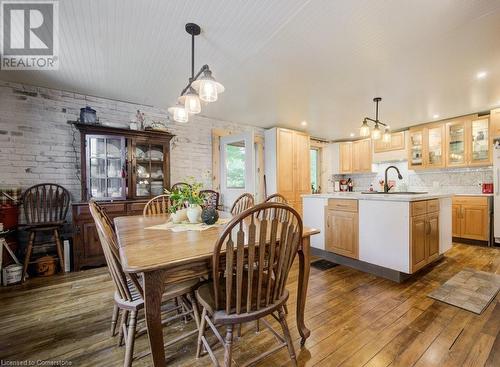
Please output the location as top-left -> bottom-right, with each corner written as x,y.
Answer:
408,129 -> 424,169
469,117 -> 491,166
86,135 -> 126,200
446,120 -> 467,167
425,124 -> 445,168
132,139 -> 169,199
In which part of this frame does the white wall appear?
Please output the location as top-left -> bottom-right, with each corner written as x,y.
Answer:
0,80 -> 263,206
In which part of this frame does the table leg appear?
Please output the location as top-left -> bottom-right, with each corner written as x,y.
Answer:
143,270 -> 167,367
297,235 -> 311,346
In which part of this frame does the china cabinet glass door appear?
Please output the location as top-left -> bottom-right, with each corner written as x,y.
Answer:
409,130 -> 423,169
446,121 -> 466,167
426,125 -> 444,167
86,135 -> 126,200
470,117 -> 490,165
134,142 -> 166,198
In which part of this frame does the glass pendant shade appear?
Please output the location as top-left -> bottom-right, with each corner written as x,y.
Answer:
191,70 -> 225,103
168,103 -> 189,123
371,124 -> 382,140
382,128 -> 391,143
360,120 -> 370,137
183,88 -> 201,114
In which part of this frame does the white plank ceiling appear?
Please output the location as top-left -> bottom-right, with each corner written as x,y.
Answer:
1,0 -> 500,139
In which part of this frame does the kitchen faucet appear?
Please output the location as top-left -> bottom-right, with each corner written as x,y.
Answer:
384,165 -> 403,192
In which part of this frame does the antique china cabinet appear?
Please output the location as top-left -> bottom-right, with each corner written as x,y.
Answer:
71,122 -> 173,270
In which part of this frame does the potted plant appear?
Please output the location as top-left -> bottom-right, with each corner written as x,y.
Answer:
166,188 -> 187,223
184,179 -> 204,223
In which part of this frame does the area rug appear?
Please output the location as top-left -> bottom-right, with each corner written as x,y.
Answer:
428,268 -> 500,314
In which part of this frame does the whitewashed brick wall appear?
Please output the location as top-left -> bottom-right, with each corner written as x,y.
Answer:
0,80 -> 263,213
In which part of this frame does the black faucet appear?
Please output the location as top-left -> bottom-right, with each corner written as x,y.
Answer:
384,165 -> 403,193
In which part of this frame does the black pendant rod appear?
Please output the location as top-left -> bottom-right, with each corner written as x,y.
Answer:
191,32 -> 195,80
364,97 -> 387,127
180,23 -> 209,96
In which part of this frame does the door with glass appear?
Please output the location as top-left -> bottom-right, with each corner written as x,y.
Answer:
408,129 -> 424,169
469,117 -> 491,166
220,132 -> 256,210
132,139 -> 168,198
425,125 -> 445,168
446,120 -> 467,167
86,135 -> 126,200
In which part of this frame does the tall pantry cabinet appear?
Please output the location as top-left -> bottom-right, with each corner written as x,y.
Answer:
264,128 -> 311,215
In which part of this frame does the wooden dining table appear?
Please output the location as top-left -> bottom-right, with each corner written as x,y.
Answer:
114,213 -> 320,367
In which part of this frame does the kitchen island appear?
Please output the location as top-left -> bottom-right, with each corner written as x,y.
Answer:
303,192 -> 453,282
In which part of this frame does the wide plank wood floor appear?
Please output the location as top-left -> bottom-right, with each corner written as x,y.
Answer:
0,243 -> 499,366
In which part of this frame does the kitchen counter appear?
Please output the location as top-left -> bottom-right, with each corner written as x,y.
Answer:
302,192 -> 453,202
302,193 -> 453,282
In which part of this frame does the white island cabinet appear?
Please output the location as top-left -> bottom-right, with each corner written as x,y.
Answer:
302,192 -> 453,281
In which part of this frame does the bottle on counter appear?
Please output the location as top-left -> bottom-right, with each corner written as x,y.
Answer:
347,178 -> 353,192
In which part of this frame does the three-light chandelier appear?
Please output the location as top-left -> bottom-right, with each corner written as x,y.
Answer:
360,97 -> 391,142
168,23 -> 225,123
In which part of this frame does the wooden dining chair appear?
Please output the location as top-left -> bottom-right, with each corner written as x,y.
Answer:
199,189 -> 220,210
143,194 -> 170,215
196,202 -> 302,366
89,200 -> 201,367
21,183 -> 70,282
230,193 -> 254,215
265,193 -> 288,204
170,182 -> 191,192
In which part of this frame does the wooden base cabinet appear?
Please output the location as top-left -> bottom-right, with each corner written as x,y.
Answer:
72,200 -> 147,270
324,199 -> 358,259
452,196 -> 489,241
410,200 -> 440,273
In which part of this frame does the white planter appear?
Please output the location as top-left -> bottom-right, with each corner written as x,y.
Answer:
171,208 -> 187,223
187,204 -> 202,224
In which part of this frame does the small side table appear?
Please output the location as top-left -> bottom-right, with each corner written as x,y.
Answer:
0,229 -> 21,272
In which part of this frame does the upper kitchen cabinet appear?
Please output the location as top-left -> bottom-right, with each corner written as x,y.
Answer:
408,129 -> 424,169
489,108 -> 500,138
339,139 -> 372,174
373,131 -> 405,153
445,115 -> 491,167
264,127 -> 311,214
408,124 -> 444,169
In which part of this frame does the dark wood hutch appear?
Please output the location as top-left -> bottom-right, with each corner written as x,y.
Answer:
71,122 -> 173,270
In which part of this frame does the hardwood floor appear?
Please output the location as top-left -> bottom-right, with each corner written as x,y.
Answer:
0,243 -> 499,366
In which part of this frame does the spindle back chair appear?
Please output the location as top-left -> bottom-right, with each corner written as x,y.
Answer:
143,194 -> 170,216
196,202 -> 302,366
230,193 -> 254,215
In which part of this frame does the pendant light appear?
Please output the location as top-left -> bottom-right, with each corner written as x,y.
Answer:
360,97 -> 390,142
168,101 -> 189,123
168,23 -> 225,123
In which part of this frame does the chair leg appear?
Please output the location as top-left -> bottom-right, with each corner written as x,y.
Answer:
223,325 -> 234,367
123,311 -> 137,367
118,310 -> 129,347
196,307 -> 207,358
188,292 -> 200,329
111,304 -> 119,336
283,303 -> 289,314
278,308 -> 297,366
53,228 -> 65,273
21,231 -> 35,283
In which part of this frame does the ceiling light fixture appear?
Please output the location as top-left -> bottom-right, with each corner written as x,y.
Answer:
476,71 -> 487,79
360,97 -> 390,142
350,132 -> 355,137
168,23 -> 224,123
433,114 -> 440,119
301,120 -> 308,126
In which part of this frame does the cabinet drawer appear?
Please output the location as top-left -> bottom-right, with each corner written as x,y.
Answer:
327,199 -> 358,212
74,202 -> 127,217
410,201 -> 427,216
127,202 -> 146,213
452,196 -> 488,206
426,199 -> 439,213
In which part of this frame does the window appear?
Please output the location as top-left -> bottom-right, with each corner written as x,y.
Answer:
225,141 -> 246,189
310,148 -> 320,193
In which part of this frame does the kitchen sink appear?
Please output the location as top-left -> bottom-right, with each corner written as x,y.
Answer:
361,191 -> 428,195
